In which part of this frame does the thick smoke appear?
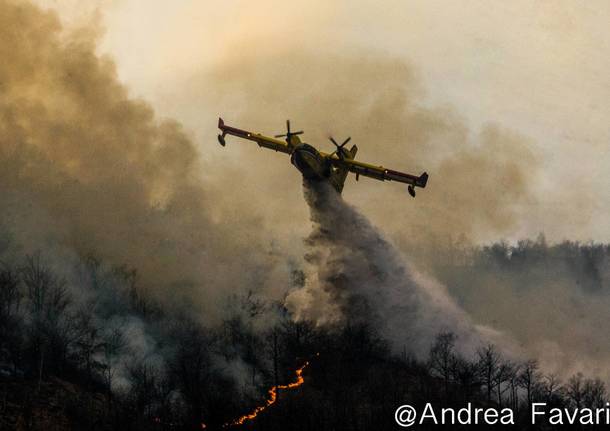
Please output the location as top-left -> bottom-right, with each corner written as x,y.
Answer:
432,239 -> 610,380
0,0 -> 291,320
285,181 -> 512,359
192,48 -> 539,249
3,0 -> 608,391
0,0 -> 287,394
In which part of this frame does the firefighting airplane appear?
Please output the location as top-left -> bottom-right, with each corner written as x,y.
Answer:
217,118 -> 428,197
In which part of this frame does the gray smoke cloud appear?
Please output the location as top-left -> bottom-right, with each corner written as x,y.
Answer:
285,180 -> 514,359
431,239 -> 610,381
3,0 -> 608,391
0,0 -> 292,322
0,0 -> 286,394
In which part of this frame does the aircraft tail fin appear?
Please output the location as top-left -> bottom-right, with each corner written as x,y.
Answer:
217,117 -> 226,146
407,172 -> 429,197
418,172 -> 429,188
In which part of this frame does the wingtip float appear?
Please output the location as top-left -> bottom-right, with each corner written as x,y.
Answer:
217,117 -> 429,197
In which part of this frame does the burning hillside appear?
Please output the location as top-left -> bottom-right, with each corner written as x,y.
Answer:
1,1 -> 609,430
225,359 -> 312,427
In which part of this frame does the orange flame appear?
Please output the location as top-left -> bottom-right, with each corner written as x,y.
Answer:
225,361 -> 311,427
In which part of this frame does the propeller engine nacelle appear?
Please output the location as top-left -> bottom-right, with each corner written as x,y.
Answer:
275,120 -> 303,148
329,136 -> 352,160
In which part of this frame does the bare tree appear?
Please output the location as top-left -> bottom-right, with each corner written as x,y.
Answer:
493,361 -> 515,407
0,266 -> 21,318
583,377 -> 606,408
477,344 -> 500,402
542,373 -> 564,404
518,360 -> 540,410
73,308 -> 105,383
566,373 -> 585,409
507,363 -> 522,412
21,254 -> 72,384
127,361 -> 163,424
102,327 -> 126,398
428,332 -> 457,399
0,266 -> 23,374
450,355 -> 479,402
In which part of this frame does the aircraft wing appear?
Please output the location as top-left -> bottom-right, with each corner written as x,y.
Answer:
217,118 -> 292,154
328,155 -> 428,190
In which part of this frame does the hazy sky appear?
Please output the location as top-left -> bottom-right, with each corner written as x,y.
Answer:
12,0 -> 606,381
39,0 -> 609,243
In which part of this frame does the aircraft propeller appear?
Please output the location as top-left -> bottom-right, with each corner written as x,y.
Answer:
275,120 -> 303,144
329,136 -> 351,160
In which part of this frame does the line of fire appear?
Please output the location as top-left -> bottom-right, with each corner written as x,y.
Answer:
224,358 -> 314,428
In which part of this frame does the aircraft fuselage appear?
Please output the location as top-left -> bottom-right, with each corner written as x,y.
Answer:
290,144 -> 328,180
290,144 -> 349,192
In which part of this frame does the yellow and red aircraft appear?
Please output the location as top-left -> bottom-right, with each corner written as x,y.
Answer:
217,118 -> 428,197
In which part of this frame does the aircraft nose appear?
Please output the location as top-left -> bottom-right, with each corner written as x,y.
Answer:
291,147 -> 319,179
291,148 -> 307,169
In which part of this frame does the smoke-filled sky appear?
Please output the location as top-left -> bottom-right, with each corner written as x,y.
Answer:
38,0 -> 610,244
4,0 -> 609,381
